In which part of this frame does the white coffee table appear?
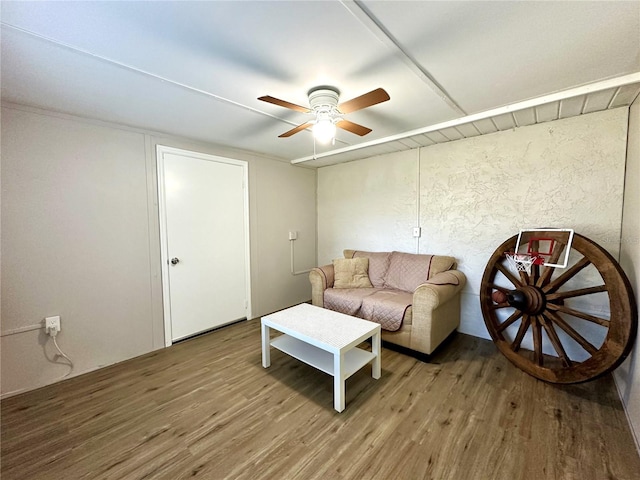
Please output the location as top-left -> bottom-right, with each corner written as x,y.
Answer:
261,303 -> 381,412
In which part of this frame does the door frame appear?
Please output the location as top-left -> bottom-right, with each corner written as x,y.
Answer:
156,145 -> 252,346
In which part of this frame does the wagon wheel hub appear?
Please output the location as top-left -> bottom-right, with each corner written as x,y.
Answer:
506,287 -> 546,315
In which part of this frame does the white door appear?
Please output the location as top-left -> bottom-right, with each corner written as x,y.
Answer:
157,146 -> 250,344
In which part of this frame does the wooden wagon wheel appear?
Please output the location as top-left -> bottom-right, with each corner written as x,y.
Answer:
480,231 -> 637,384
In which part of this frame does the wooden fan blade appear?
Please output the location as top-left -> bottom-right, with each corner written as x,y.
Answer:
336,119 -> 372,136
258,95 -> 311,113
337,88 -> 390,114
279,122 -> 313,138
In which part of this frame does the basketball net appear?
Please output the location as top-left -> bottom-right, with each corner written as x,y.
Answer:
504,252 -> 545,274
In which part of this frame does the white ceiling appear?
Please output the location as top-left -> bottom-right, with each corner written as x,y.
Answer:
2,1 -> 639,167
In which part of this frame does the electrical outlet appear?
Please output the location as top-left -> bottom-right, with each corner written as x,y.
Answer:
45,316 -> 61,335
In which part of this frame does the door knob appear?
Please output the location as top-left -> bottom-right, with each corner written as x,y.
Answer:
170,257 -> 180,265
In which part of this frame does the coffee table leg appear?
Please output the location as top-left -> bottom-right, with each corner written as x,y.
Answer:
372,330 -> 381,379
261,322 -> 271,368
334,352 -> 345,412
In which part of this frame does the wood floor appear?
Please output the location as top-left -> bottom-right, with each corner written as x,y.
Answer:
2,318 -> 639,480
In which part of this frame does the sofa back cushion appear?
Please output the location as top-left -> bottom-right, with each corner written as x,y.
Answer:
344,250 -> 391,288
384,251 -> 457,292
384,252 -> 432,292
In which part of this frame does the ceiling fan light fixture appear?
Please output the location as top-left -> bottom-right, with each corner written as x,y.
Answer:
313,117 -> 336,143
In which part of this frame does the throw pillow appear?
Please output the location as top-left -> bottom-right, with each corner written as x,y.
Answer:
333,258 -> 373,289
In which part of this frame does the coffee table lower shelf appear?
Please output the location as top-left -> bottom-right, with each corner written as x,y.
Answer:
270,334 -> 376,378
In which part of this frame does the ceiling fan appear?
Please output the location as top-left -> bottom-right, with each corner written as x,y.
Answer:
258,86 -> 390,143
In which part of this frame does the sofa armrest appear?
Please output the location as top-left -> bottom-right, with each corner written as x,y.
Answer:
409,270 -> 467,354
413,270 -> 466,308
309,264 -> 334,307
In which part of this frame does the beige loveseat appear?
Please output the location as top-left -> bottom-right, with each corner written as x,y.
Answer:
309,249 -> 466,355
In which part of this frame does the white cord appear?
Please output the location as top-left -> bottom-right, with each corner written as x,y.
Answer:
50,332 -> 74,378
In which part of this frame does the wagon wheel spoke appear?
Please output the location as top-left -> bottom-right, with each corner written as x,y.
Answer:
511,314 -> 531,352
489,283 -> 510,293
496,310 -> 523,333
529,265 -> 539,286
540,314 -> 573,367
536,242 -> 566,288
526,241 -> 540,286
546,303 -> 610,328
544,309 -> 598,356
491,303 -> 512,310
528,239 -> 540,285
546,285 -> 607,301
532,316 -> 543,366
542,256 -> 591,293
496,263 -> 527,287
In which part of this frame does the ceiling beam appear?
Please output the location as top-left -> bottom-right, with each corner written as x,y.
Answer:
291,72 -> 640,165
341,0 -> 466,116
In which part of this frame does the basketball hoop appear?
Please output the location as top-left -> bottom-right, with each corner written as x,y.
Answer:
504,252 -> 545,274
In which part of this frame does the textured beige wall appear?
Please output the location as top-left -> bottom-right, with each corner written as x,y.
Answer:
317,150 -> 418,265
318,108 -> 628,340
1,104 -> 316,396
420,108 -> 628,338
615,98 -> 640,451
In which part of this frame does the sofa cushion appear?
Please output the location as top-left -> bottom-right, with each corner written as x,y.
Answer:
361,289 -> 412,332
333,258 -> 373,289
324,287 -> 381,316
348,250 -> 391,288
384,252 -> 434,292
